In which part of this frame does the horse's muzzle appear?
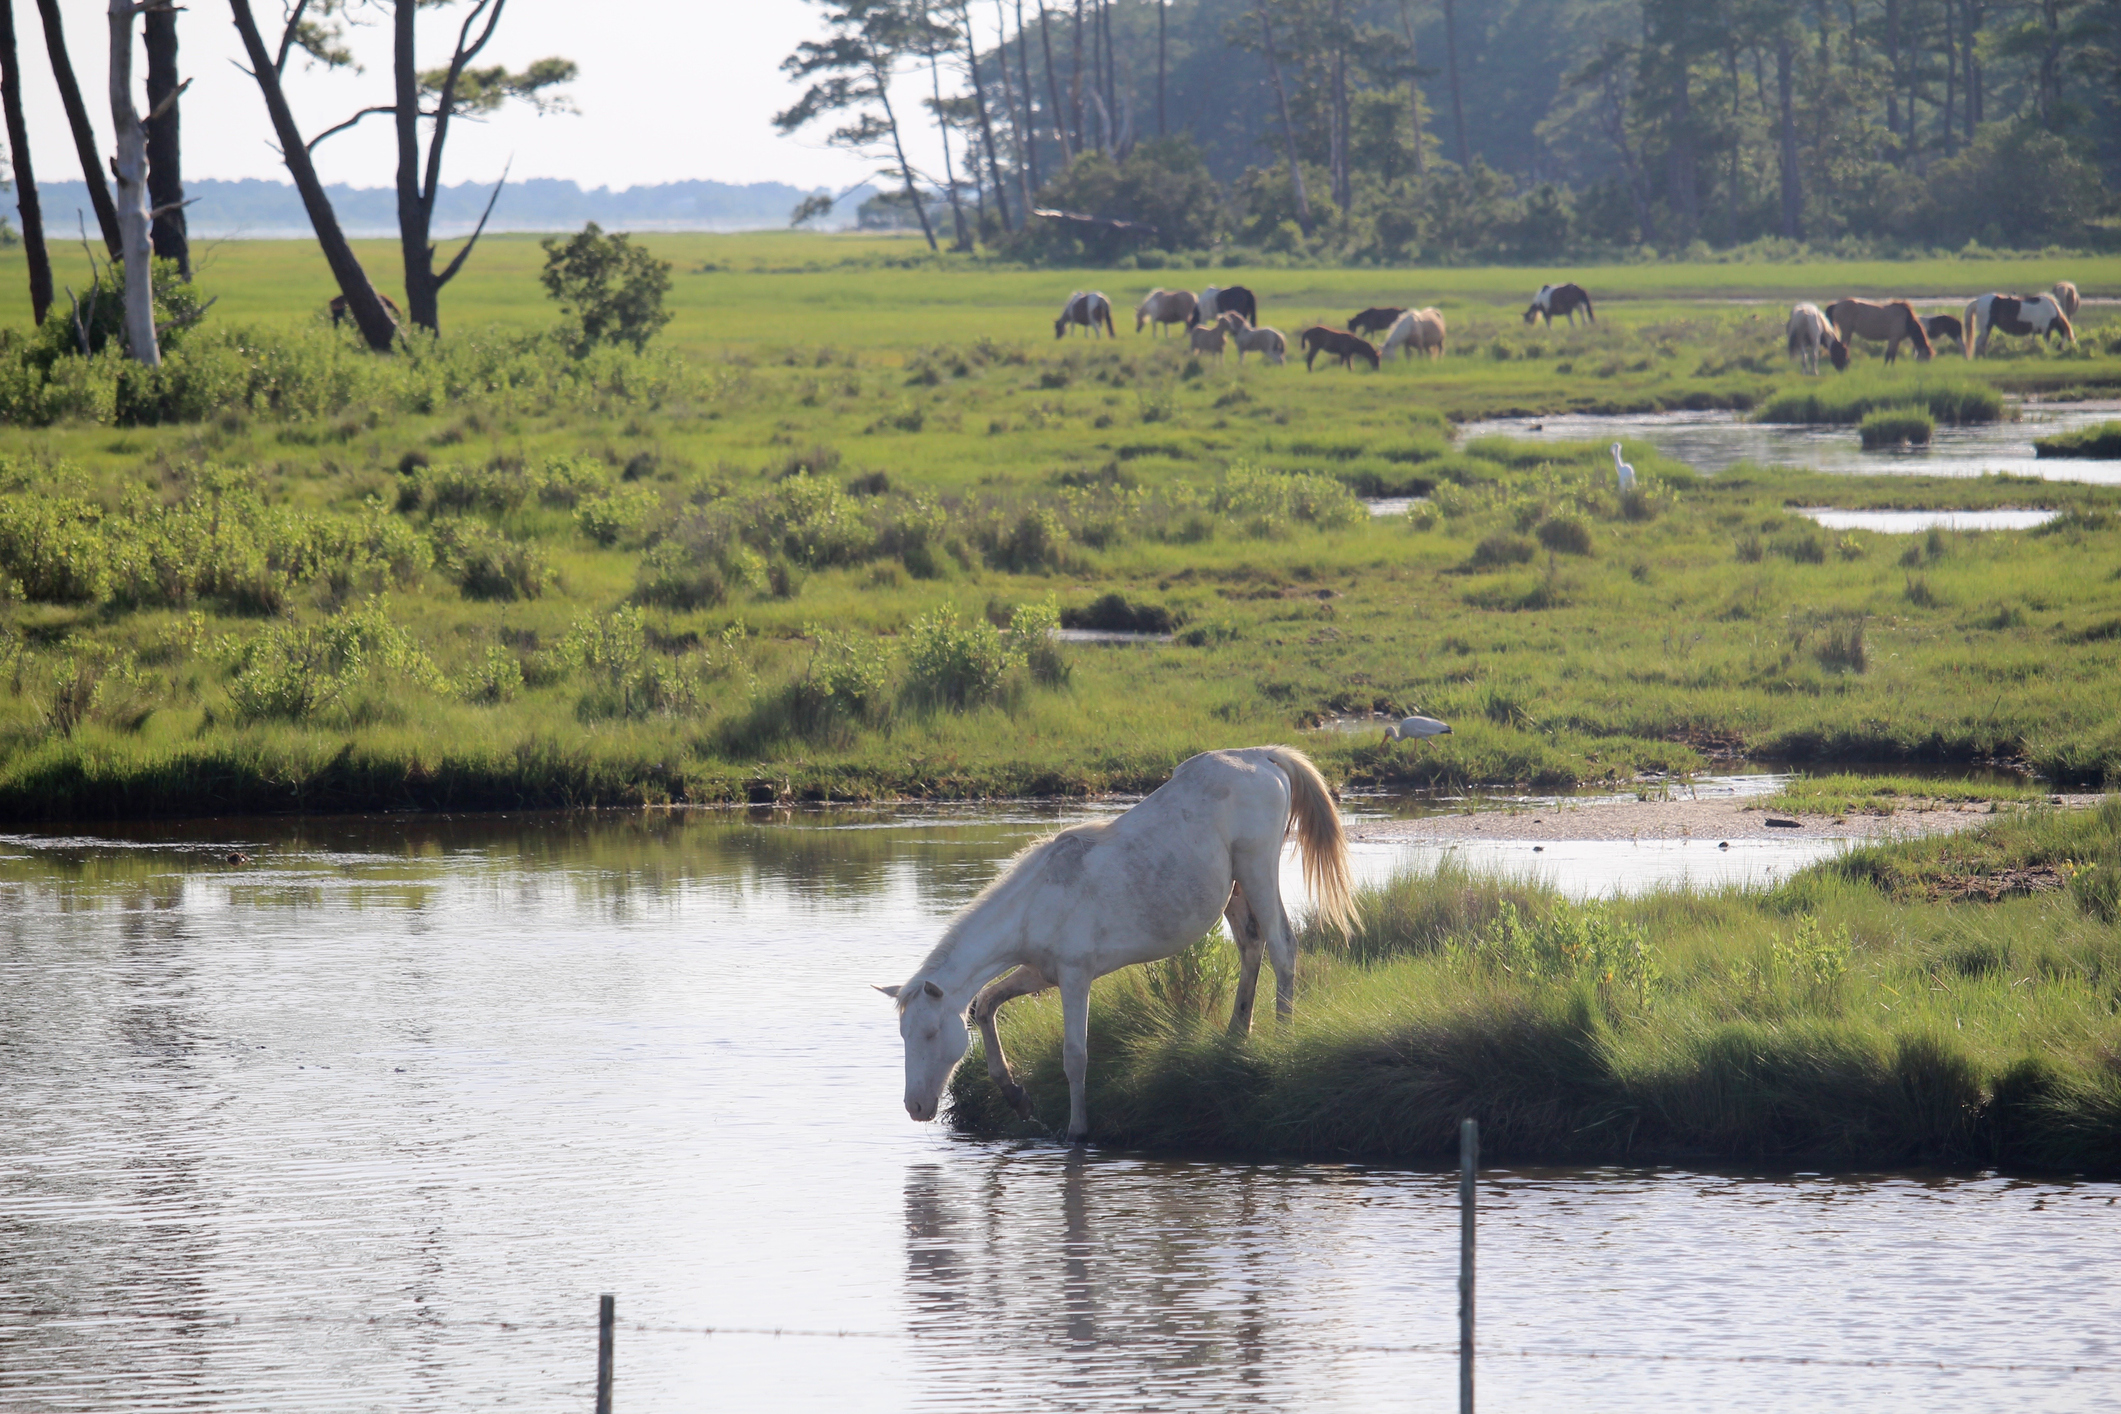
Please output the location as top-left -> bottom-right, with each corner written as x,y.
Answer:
905,1097 -> 937,1122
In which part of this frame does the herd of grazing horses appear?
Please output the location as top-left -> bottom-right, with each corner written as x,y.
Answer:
1782,281 -> 2080,374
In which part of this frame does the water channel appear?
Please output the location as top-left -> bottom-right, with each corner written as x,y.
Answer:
3,808 -> 2115,1412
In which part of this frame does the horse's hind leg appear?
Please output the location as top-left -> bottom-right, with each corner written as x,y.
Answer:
1231,853 -> 1299,1023
971,964 -> 1050,1119
1059,970 -> 1094,1143
1224,882 -> 1266,1036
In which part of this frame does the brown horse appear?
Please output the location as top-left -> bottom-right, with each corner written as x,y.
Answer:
1348,306 -> 1405,337
329,291 -> 403,327
1523,283 -> 1594,327
2052,281 -> 2081,319
1824,298 -> 1933,363
1301,326 -> 1380,371
1135,288 -> 1197,336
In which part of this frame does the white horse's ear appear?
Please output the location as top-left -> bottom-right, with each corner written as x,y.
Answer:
922,979 -> 945,999
874,984 -> 901,998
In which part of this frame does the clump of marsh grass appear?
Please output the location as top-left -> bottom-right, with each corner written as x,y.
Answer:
1859,405 -> 1936,448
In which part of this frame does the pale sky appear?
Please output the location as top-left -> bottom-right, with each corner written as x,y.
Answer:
11,2 -> 944,192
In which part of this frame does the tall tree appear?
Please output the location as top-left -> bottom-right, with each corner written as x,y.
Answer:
957,0 -> 1011,231
1069,0 -> 1084,152
1440,0 -> 1468,167
1156,0 -> 1165,137
1035,0 -> 1070,165
1776,29 -> 1802,237
1256,5 -> 1313,235
33,0 -> 119,257
1397,0 -> 1424,174
142,3 -> 187,277
106,0 -> 155,364
996,0 -> 1034,211
0,0 -> 52,323
227,0 -> 398,351
925,41 -> 970,247
778,0 -> 940,252
1012,0 -> 1041,188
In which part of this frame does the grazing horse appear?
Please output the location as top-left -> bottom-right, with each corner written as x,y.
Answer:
1135,287 -> 1197,336
878,746 -> 1354,1142
1963,292 -> 2075,358
1381,307 -> 1447,360
1054,290 -> 1116,339
1187,320 -> 1227,361
1523,282 -> 1595,327
2052,281 -> 2081,319
1825,298 -> 1933,363
329,291 -> 403,327
1193,284 -> 1259,329
1217,311 -> 1287,365
1785,302 -> 1849,375
1921,313 -> 1965,356
1301,326 -> 1381,371
1348,306 -> 1406,337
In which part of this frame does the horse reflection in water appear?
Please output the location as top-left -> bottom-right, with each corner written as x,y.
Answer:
900,1154 -> 1285,1399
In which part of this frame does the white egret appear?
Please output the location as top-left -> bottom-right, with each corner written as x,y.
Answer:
1386,715 -> 1452,742
1610,443 -> 1637,495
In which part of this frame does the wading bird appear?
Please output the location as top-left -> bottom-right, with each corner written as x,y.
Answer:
1611,443 -> 1636,495
1386,715 -> 1452,742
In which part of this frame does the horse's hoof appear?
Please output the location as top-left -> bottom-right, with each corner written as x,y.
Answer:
1003,1084 -> 1033,1120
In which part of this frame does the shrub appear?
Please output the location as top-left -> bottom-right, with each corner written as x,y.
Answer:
224,599 -> 441,723
1534,516 -> 1593,556
574,485 -> 658,547
904,605 -> 1020,709
558,606 -> 708,720
1009,596 -> 1068,685
458,645 -> 526,704
795,625 -> 895,726
633,520 -> 767,609
988,507 -> 1071,573
1449,899 -> 1660,1004
1062,592 -> 1175,634
539,222 -> 674,355
1469,533 -> 1536,568
428,520 -> 554,601
1213,465 -> 1365,534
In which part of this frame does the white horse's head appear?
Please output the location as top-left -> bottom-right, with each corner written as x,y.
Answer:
877,978 -> 966,1122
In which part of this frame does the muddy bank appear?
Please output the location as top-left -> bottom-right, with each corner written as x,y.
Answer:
1350,795 -> 2099,845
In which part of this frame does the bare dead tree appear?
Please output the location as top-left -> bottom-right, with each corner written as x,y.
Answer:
142,2 -> 188,276
0,0 -> 52,323
107,0 -> 158,364
226,0 -> 398,351
33,0 -> 121,257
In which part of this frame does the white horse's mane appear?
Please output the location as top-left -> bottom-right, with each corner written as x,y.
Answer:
907,820 -> 1117,988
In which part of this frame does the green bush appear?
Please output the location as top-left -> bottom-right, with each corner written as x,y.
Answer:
1469,532 -> 1536,568
224,599 -> 441,723
904,604 -> 1021,709
539,222 -> 674,355
428,520 -> 554,601
558,606 -> 709,720
1535,516 -> 1594,556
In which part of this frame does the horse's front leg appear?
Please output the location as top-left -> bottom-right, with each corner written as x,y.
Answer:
1059,970 -> 1094,1143
970,964 -> 1049,1119
1223,882 -> 1266,1037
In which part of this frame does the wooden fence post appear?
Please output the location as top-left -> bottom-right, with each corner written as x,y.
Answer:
596,1293 -> 614,1414
1459,1118 -> 1477,1414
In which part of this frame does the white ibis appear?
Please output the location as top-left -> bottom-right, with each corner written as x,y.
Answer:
1611,442 -> 1637,495
1386,715 -> 1452,742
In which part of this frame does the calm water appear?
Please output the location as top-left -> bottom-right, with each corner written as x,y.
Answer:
1458,401 -> 2121,483
3,810 -> 2116,1412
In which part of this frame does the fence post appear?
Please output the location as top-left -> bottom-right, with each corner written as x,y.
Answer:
1459,1118 -> 1477,1414
596,1293 -> 615,1414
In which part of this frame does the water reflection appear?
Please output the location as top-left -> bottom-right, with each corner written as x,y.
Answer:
0,811 -> 2115,1411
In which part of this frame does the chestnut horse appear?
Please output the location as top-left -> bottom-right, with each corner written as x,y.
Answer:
1301,326 -> 1381,371
1825,298 -> 1933,363
1135,287 -> 1197,336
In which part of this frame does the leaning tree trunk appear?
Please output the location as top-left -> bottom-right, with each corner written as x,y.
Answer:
34,0 -> 120,258
142,4 -> 187,276
107,0 -> 157,365
874,60 -> 939,251
0,0 -> 52,323
960,0 -> 1011,232
1259,12 -> 1312,236
227,0 -> 397,350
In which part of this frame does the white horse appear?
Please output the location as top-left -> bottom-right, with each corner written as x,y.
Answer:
878,746 -> 1355,1142
1135,287 -> 1197,336
1217,311 -> 1287,365
1382,307 -> 1447,360
1785,302 -> 1847,375
1964,292 -> 2075,358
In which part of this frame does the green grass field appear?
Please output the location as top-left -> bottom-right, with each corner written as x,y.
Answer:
0,234 -> 2118,818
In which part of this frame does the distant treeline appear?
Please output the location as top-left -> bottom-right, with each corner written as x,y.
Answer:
13,178 -> 881,239
854,0 -> 2121,264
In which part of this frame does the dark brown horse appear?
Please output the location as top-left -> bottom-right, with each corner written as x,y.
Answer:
1523,283 -> 1595,327
1348,306 -> 1405,337
1301,326 -> 1380,371
1191,285 -> 1258,329
1824,298 -> 1933,363
1921,314 -> 1964,356
329,291 -> 403,327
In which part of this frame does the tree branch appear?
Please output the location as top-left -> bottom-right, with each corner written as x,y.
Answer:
433,155 -> 509,289
420,0 -> 507,209
306,102 -> 396,153
146,74 -> 190,121
274,0 -> 308,76
155,294 -> 217,337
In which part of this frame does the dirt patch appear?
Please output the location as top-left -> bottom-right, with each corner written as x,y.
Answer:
1353,796 -> 2012,846
1930,865 -> 2068,902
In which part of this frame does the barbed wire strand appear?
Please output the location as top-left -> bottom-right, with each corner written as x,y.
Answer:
4,1310 -> 2116,1376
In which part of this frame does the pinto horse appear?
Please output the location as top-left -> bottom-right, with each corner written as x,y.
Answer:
1825,298 -> 1933,363
1054,290 -> 1116,339
1348,306 -> 1406,337
1965,292 -> 2075,358
1135,287 -> 1197,336
1523,282 -> 1595,327
1301,326 -> 1381,371
878,746 -> 1354,1142
1785,303 -> 1848,375
1193,284 -> 1258,329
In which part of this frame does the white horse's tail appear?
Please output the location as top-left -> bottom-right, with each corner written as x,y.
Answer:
1263,746 -> 1356,938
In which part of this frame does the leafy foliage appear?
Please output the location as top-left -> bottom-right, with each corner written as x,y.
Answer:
538,223 -> 675,355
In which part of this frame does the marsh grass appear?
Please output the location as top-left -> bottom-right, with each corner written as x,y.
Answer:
1753,772 -> 2049,815
1858,405 -> 1936,448
2034,421 -> 2121,458
1756,371 -> 2006,425
949,800 -> 2121,1172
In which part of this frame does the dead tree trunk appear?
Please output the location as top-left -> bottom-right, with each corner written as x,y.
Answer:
227,0 -> 397,350
142,3 -> 187,276
0,0 -> 52,323
959,0 -> 1011,232
33,0 -> 120,257
107,0 -> 156,365
1259,10 -> 1313,236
